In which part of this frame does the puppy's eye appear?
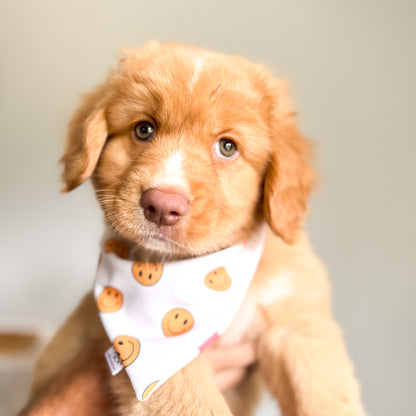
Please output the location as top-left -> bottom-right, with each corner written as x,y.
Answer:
215,138 -> 238,159
134,121 -> 155,141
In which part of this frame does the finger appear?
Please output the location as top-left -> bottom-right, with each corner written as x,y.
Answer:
206,342 -> 257,372
214,368 -> 247,392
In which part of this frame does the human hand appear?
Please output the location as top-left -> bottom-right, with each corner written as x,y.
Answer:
205,342 -> 257,391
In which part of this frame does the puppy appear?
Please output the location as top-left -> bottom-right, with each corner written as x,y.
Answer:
22,42 -> 366,416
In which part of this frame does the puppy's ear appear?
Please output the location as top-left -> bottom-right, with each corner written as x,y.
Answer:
263,80 -> 314,244
60,42 -> 159,192
60,91 -> 108,192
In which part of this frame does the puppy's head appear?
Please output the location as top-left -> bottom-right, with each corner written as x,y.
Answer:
61,42 -> 313,257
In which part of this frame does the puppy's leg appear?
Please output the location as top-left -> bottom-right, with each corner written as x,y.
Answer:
111,354 -> 233,416
27,293 -> 107,400
258,315 -> 366,416
253,231 -> 366,415
20,340 -> 117,416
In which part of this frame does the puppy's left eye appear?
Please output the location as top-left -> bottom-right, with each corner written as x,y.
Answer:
133,121 -> 155,141
215,138 -> 238,159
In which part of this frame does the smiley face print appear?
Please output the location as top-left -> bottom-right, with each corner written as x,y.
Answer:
105,239 -> 129,259
132,262 -> 164,286
204,267 -> 232,291
162,308 -> 194,337
142,381 -> 160,400
113,335 -> 140,367
97,286 -> 123,312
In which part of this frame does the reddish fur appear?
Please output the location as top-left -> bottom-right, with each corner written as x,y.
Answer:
61,42 -> 311,249
22,42 -> 365,416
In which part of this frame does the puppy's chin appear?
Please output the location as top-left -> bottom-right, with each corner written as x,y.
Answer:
128,230 -> 231,260
104,218 -> 246,261
136,229 -> 195,259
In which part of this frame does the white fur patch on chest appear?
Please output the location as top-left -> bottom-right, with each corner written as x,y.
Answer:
218,296 -> 261,346
218,274 -> 293,346
254,273 -> 293,306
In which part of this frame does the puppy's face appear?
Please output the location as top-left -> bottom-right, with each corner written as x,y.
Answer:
61,43 -> 313,257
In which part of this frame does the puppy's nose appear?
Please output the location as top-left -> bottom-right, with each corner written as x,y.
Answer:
140,188 -> 189,226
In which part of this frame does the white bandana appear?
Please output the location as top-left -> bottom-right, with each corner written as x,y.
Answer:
94,227 -> 265,401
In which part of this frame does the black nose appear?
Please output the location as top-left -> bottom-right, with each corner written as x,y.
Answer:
140,188 -> 189,226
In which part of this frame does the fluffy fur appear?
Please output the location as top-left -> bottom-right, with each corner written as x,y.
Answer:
21,42 -> 365,416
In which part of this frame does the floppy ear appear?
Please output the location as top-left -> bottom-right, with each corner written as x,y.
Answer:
60,43 -> 162,192
60,91 -> 108,192
263,81 -> 314,244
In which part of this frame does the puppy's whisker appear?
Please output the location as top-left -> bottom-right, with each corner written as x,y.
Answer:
97,196 -> 120,203
95,189 -> 122,195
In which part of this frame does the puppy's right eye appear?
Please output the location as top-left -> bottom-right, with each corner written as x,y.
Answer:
133,121 -> 155,141
214,138 -> 238,159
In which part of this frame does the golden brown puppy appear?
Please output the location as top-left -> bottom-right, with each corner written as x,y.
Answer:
22,42 -> 366,415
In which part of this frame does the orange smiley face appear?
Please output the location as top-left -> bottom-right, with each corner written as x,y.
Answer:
113,335 -> 140,367
105,239 -> 129,259
162,308 -> 194,337
142,381 -> 160,400
204,267 -> 232,291
97,286 -> 123,312
132,262 -> 163,286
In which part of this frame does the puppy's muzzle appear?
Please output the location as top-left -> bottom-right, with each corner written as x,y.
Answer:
140,188 -> 189,227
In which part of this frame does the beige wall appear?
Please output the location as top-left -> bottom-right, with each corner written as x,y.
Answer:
1,1 -> 415,415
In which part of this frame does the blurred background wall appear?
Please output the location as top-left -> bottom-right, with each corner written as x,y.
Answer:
1,1 -> 415,415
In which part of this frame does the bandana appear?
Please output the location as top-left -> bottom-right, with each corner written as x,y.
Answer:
94,227 -> 265,401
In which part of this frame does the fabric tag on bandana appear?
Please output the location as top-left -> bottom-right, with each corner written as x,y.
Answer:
105,346 -> 124,375
94,226 -> 265,401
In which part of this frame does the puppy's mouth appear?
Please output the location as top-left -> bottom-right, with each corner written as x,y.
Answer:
138,223 -> 192,256
149,228 -> 181,244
